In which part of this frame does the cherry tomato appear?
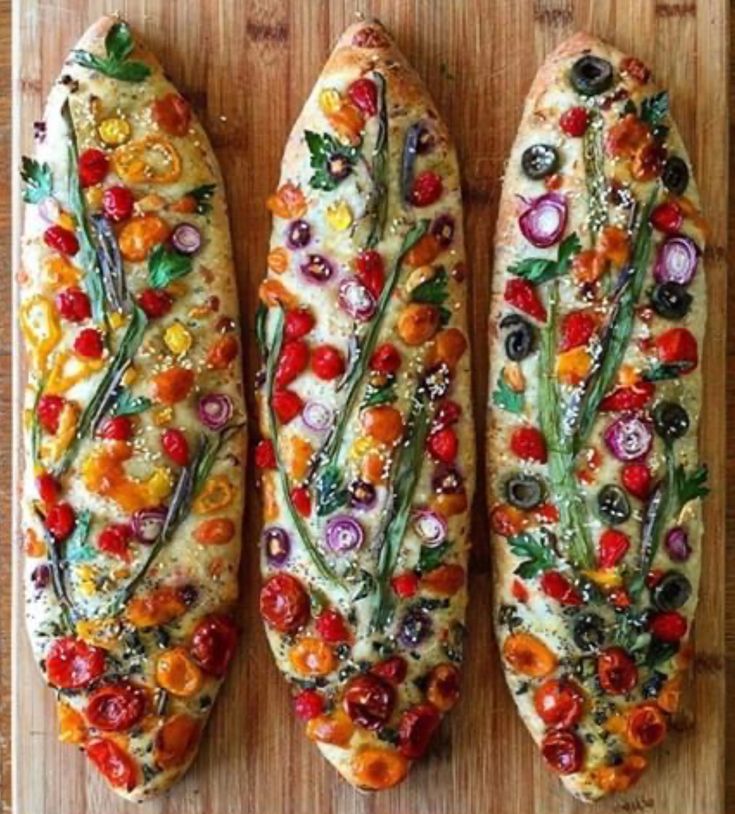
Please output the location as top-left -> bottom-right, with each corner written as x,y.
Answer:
272,389 -> 303,424
102,185 -> 135,222
600,381 -> 655,412
190,614 -> 238,676
161,428 -> 190,466
97,523 -> 132,560
620,55 -> 651,84
398,703 -> 441,759
98,415 -> 133,441
37,394 -> 65,434
410,171 -> 443,207
559,106 -> 589,137
284,307 -> 315,340
137,288 -> 173,318
294,689 -> 324,721
343,673 -> 395,730
260,573 -> 310,634
435,399 -> 462,428
55,287 -> 91,322
45,502 -> 76,540
650,201 -> 683,233
254,439 -> 276,469
621,462 -> 651,499
44,225 -> 79,256
541,729 -> 584,775
426,427 -> 458,463
650,610 -> 687,642
86,738 -> 138,791
655,327 -> 698,372
315,608 -> 351,643
391,572 -> 419,599
370,655 -> 408,684
347,77 -> 378,116
512,578 -> 529,603
151,93 -> 192,136
79,148 -> 109,188
46,636 -> 106,689
597,647 -> 638,694
85,681 -> 147,731
311,344 -> 345,381
355,250 -> 385,298
509,426 -> 547,463
275,340 -> 309,388
426,663 -> 461,711
597,529 -> 630,568
626,702 -> 667,749
36,472 -> 61,506
540,571 -> 582,605
534,678 -> 585,728
291,486 -> 312,517
73,328 -> 104,359
504,278 -> 547,322
369,342 -> 401,374
560,309 -> 596,350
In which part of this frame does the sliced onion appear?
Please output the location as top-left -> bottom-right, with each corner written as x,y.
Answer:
198,393 -> 234,430
302,400 -> 333,432
300,254 -> 334,284
348,479 -> 377,510
38,196 -> 61,224
339,278 -> 377,322
325,515 -> 364,553
412,509 -> 448,547
132,507 -> 167,543
286,219 -> 311,249
171,223 -> 202,255
665,526 -> 691,562
653,235 -> 700,286
603,414 -> 653,461
263,526 -> 290,565
518,192 -> 568,248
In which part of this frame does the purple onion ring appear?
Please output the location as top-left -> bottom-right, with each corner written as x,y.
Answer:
263,526 -> 291,565
412,509 -> 448,547
603,414 -> 653,461
171,223 -> 202,256
653,235 -> 700,286
132,507 -> 167,543
518,192 -> 568,248
198,393 -> 234,431
300,254 -> 334,284
302,401 -> 333,432
325,515 -> 364,553
338,278 -> 377,322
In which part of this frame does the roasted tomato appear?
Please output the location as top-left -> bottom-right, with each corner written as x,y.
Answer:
85,682 -> 147,731
343,673 -> 396,730
426,663 -> 461,711
259,572 -> 310,633
626,702 -> 668,750
190,614 -> 238,676
534,678 -> 585,728
370,655 -> 408,685
597,646 -> 638,694
541,729 -> 584,775
86,738 -> 138,791
46,636 -> 106,689
397,703 -> 441,759
151,93 -> 192,136
154,714 -> 201,770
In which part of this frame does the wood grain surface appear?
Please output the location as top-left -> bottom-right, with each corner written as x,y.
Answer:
6,1 -> 731,813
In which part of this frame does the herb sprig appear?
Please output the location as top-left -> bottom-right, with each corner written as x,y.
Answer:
363,71 -> 389,248
509,532 -> 557,578
149,244 -> 193,288
70,21 -> 151,83
304,131 -> 359,190
21,157 -> 52,204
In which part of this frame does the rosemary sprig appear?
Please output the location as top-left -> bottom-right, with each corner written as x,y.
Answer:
35,508 -> 75,631
582,109 -> 609,244
91,214 -> 129,313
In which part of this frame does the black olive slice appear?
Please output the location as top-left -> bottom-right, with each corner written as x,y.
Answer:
652,571 -> 692,611
573,613 -> 605,653
505,474 -> 544,510
570,55 -> 614,96
500,313 -> 536,361
662,156 -> 690,196
521,143 -> 560,180
597,484 -> 631,525
653,401 -> 690,442
650,282 -> 693,320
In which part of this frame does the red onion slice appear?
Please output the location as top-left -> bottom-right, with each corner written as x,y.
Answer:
653,235 -> 700,286
263,526 -> 291,565
132,507 -> 167,543
518,192 -> 568,248
603,414 -> 653,461
286,219 -> 311,249
412,509 -> 448,547
665,526 -> 691,562
300,254 -> 334,284
325,515 -> 364,553
302,400 -> 333,432
171,223 -> 202,255
339,278 -> 377,322
198,393 -> 234,430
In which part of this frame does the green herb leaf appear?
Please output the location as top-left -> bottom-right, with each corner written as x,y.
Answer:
111,389 -> 151,417
254,302 -> 269,357
105,21 -> 135,62
411,268 -> 449,305
646,638 -> 678,667
362,380 -> 397,407
641,91 -> 669,127
304,130 -> 359,191
21,157 -> 53,204
508,533 -> 556,578
418,541 -> 451,573
642,361 -> 695,381
492,373 -> 524,414
507,233 -> 582,284
673,462 -> 710,511
70,22 -> 151,83
149,244 -> 193,289
65,511 -> 95,562
315,465 -> 349,517
185,183 -> 216,215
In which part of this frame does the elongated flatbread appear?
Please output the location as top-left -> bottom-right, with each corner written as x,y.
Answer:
255,19 -> 474,790
489,33 -> 707,802
19,16 -> 245,800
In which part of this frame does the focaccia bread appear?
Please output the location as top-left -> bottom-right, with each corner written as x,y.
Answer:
255,19 -> 474,790
489,33 -> 707,801
19,16 -> 245,801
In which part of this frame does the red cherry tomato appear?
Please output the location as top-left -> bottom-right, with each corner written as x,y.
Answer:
85,682 -> 147,731
343,673 -> 395,730
73,328 -> 104,359
45,502 -> 76,541
254,439 -> 276,469
509,426 -> 547,463
620,56 -> 651,84
293,689 -> 324,720
504,278 -> 547,322
391,572 -> 419,599
627,703 -> 667,749
291,486 -> 312,517
161,428 -> 190,466
560,309 -> 596,351
44,225 -> 79,256
370,655 -> 408,684
559,106 -> 589,137
650,201 -> 683,233
272,389 -> 304,424
621,462 -> 651,499
397,703 -> 441,759
355,250 -> 385,299
311,344 -> 345,381
534,679 -> 585,728
46,636 -> 106,689
98,415 -> 133,441
275,340 -> 309,388
137,288 -> 173,318
86,738 -> 138,791
190,614 -> 238,676
435,399 -> 462,428
655,328 -> 698,373
511,578 -> 529,603
37,394 -> 65,434
79,148 -> 109,187
259,573 -> 310,634
650,611 -> 687,642
410,171 -> 443,207
151,93 -> 192,136
284,307 -> 315,340
597,647 -> 638,694
55,286 -> 91,322
600,381 -> 655,412
541,729 -> 584,775
36,472 -> 61,506
347,77 -> 378,116
102,185 -> 135,222
540,571 -> 582,606
369,342 -> 401,374
426,427 -> 458,463
97,523 -> 132,560
315,608 -> 351,643
597,529 -> 630,568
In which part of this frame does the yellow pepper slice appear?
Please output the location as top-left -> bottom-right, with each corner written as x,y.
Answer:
193,474 -> 235,515
20,295 -> 61,371
113,135 -> 182,184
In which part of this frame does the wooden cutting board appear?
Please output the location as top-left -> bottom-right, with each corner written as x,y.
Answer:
10,1 -> 728,813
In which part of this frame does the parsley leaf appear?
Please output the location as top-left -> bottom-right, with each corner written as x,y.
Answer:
507,233 -> 582,284
64,511 -> 94,562
492,372 -> 524,414
70,21 -> 151,83
149,244 -> 193,289
315,464 -> 349,517
641,91 -> 669,127
673,462 -> 710,512
418,541 -> 451,573
411,268 -> 449,305
304,130 -> 359,191
642,360 -> 696,381
508,532 -> 556,579
185,183 -> 216,214
111,389 -> 151,417
21,157 -> 52,204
